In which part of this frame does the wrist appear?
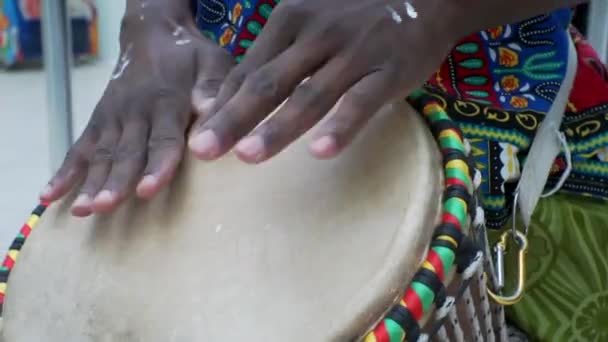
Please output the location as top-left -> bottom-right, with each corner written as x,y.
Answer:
120,0 -> 196,44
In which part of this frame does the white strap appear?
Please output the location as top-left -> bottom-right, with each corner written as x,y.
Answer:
516,35 -> 578,229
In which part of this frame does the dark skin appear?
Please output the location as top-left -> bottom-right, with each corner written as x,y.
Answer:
41,0 -> 586,216
41,0 -> 235,216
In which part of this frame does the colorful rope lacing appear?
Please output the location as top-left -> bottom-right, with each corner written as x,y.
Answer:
0,202 -> 49,315
0,90 -> 480,342
364,90 -> 479,342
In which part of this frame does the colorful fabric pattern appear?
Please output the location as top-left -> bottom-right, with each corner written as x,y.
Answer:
0,0 -> 98,67
196,0 -> 278,63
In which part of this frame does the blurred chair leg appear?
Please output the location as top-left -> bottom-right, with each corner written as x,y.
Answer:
41,0 -> 74,173
587,0 -> 608,63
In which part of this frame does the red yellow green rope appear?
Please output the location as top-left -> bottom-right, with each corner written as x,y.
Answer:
0,202 -> 49,314
364,90 -> 476,342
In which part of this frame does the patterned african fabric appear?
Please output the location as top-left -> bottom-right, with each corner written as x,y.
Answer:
195,0 -> 278,63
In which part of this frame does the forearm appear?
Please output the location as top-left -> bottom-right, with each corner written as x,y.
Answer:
125,0 -> 193,19
119,0 -> 197,47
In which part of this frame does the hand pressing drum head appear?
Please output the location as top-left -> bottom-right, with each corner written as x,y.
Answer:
40,0 -> 586,217
40,1 -> 235,217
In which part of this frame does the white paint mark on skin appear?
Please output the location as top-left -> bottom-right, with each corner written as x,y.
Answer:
404,1 -> 418,19
111,43 -> 133,80
215,224 -> 223,233
175,39 -> 192,46
172,26 -> 191,46
386,5 -> 402,23
173,26 -> 184,37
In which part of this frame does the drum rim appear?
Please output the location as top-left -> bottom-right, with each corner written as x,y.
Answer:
362,90 -> 479,342
0,89 -> 481,342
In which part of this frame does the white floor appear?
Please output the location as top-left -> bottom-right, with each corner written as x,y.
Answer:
0,61 -> 114,253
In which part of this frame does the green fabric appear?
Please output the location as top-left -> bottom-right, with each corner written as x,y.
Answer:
488,194 -> 608,342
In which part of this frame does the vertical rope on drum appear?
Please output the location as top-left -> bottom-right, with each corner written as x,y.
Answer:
461,287 -> 484,341
436,326 -> 449,341
447,306 -> 466,342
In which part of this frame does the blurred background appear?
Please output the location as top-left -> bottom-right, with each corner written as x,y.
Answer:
0,0 -> 124,249
0,1 -> 606,253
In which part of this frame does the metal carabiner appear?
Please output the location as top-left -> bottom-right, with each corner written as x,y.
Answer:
486,229 -> 529,306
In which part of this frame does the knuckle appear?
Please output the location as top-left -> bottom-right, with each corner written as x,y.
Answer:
114,144 -> 146,164
314,20 -> 345,41
93,146 -> 115,163
245,70 -> 282,99
225,69 -> 248,90
196,77 -> 224,93
293,82 -> 325,106
64,146 -> 87,166
149,85 -> 187,104
148,133 -> 183,151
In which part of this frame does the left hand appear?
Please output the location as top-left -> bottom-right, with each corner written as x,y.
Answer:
187,0 -> 464,163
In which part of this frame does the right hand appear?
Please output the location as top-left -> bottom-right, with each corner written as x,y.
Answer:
40,9 -> 234,217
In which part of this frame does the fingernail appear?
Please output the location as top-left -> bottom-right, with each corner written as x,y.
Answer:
136,175 -> 158,198
94,190 -> 116,207
235,136 -> 265,163
71,194 -> 93,217
310,136 -> 337,158
139,175 -> 157,189
40,184 -> 52,199
189,130 -> 220,159
196,98 -> 215,115
72,194 -> 92,209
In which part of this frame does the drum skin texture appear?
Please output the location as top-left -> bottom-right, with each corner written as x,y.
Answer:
1,102 -> 443,342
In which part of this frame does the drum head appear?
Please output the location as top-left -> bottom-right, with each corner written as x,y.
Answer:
2,102 -> 442,342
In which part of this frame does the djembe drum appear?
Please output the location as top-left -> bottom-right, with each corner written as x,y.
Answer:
0,93 -> 509,342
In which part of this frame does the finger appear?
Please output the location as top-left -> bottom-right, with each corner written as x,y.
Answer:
71,123 -> 120,217
310,70 -> 400,159
191,45 -> 235,118
188,40 -> 332,160
40,129 -> 96,202
91,118 -> 150,213
233,55 -> 367,163
206,4 -> 303,114
136,101 -> 188,200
